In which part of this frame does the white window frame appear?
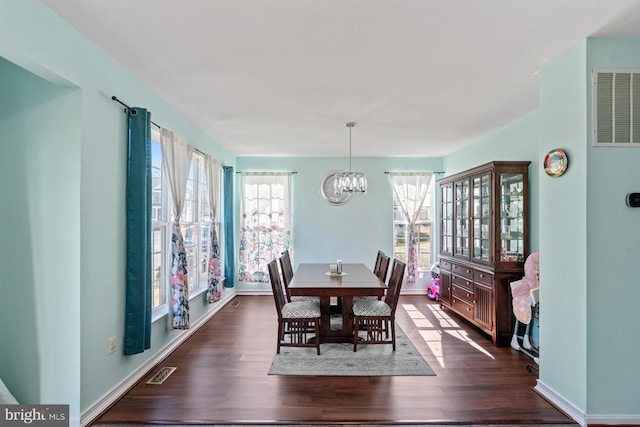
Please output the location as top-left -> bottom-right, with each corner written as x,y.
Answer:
392,176 -> 434,271
151,128 -> 224,321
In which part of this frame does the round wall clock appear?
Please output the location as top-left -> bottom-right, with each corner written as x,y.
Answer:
319,170 -> 352,205
543,148 -> 569,177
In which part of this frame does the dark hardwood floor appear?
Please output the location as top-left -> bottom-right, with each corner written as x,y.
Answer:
91,295 -> 575,426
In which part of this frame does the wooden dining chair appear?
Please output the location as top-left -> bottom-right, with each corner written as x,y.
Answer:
354,251 -> 390,304
268,259 -> 321,355
279,250 -> 319,303
352,258 -> 406,352
375,253 -> 391,283
373,250 -> 384,277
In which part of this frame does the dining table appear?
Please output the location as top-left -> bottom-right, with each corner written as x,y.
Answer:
288,263 -> 387,343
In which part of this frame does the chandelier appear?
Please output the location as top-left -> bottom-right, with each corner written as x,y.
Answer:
334,122 -> 368,194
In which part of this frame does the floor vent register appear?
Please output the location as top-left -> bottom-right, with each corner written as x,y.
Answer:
146,367 -> 177,385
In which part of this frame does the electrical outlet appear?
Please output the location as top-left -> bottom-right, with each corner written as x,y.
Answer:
107,336 -> 117,355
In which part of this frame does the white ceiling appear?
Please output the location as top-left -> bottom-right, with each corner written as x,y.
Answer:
42,0 -> 640,157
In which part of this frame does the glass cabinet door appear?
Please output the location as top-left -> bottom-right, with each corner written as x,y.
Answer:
454,179 -> 469,257
500,173 -> 525,262
440,183 -> 453,254
472,173 -> 491,263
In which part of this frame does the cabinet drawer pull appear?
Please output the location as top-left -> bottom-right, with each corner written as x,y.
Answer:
466,269 -> 471,274
466,293 -> 471,298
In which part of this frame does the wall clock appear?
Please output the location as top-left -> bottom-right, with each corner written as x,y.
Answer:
543,148 -> 569,177
319,170 -> 352,205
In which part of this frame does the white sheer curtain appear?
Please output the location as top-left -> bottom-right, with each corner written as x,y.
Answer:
389,172 -> 432,283
204,155 -> 222,303
238,172 -> 292,283
160,128 -> 194,329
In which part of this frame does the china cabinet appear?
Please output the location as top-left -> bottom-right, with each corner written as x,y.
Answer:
438,161 -> 530,346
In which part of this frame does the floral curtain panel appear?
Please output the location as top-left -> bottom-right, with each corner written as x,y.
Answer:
389,172 -> 432,283
160,128 -> 193,329
204,155 -> 222,303
238,173 -> 292,283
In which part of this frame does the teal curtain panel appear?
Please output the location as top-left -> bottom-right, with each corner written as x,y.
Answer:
223,166 -> 234,287
124,107 -> 152,355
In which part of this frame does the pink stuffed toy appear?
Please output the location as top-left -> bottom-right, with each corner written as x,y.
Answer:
510,252 -> 539,324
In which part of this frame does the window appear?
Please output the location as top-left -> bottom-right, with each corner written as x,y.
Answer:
179,153 -> 212,293
151,128 -> 223,318
391,173 -> 434,273
238,173 -> 292,283
151,130 -> 168,311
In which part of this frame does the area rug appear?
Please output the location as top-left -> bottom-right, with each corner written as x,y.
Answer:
268,323 -> 435,376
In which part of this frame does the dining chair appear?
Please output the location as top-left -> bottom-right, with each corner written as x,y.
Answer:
354,251 -> 390,304
373,250 -> 384,277
279,250 -> 319,303
375,253 -> 391,283
268,259 -> 321,355
352,258 -> 406,352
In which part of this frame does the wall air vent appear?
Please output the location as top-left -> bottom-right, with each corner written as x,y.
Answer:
594,69 -> 640,146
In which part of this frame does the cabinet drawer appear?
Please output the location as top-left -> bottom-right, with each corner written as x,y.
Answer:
440,260 -> 452,271
452,284 -> 474,304
451,297 -> 474,318
451,263 -> 473,280
474,270 -> 493,286
452,274 -> 473,291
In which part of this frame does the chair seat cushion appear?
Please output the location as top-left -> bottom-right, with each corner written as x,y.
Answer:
291,296 -> 320,303
353,299 -> 391,317
353,296 -> 378,303
282,301 -> 321,318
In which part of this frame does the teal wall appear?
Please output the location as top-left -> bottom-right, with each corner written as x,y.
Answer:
537,41 -> 589,413
2,0 -> 639,423
0,0 -> 235,422
446,38 -> 640,420
0,57 -> 81,412
235,157 -> 444,293
586,38 -> 640,415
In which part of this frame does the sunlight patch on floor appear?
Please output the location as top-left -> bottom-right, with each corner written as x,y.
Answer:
427,304 -> 461,328
401,303 -> 496,365
443,329 -> 495,359
418,329 -> 445,367
402,303 -> 434,328
428,304 -> 495,359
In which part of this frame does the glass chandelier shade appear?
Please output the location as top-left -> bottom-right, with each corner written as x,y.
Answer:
334,122 -> 367,194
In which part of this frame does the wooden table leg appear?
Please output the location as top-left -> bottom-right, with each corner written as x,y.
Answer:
340,296 -> 354,337
319,296 -> 332,337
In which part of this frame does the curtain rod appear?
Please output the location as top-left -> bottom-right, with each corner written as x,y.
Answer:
236,171 -> 297,174
111,95 -> 206,157
384,171 -> 445,174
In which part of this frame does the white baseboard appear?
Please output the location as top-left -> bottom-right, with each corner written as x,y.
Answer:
586,414 -> 640,425
400,289 -> 428,295
535,380 -> 586,426
236,290 -> 272,295
80,290 -> 237,426
536,380 -> 640,426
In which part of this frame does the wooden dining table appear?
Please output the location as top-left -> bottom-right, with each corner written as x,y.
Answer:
288,263 -> 387,343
